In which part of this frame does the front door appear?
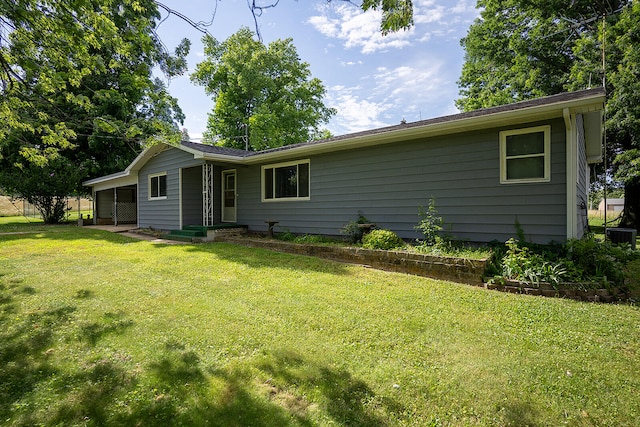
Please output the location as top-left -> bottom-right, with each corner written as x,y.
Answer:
222,170 -> 236,222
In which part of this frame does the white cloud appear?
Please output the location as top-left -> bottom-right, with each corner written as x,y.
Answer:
326,59 -> 455,134
307,4 -> 413,54
327,85 -> 391,133
414,1 -> 446,25
373,61 -> 448,101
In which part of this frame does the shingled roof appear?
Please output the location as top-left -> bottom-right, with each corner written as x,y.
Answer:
181,87 -> 606,159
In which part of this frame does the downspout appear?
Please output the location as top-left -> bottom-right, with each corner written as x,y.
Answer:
564,108 -> 578,240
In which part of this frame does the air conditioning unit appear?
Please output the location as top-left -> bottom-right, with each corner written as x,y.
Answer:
606,228 -> 637,250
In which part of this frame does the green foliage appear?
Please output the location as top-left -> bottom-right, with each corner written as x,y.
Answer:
362,229 -> 405,250
415,198 -> 443,247
0,0 -> 189,222
191,28 -> 336,151
276,228 -> 296,241
493,236 -> 639,289
340,211 -> 372,244
501,238 -> 567,286
564,236 -> 638,285
361,0 -> 414,34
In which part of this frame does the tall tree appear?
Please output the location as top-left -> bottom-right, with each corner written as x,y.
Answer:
457,0 -> 640,230
0,0 -> 189,223
191,27 -> 336,151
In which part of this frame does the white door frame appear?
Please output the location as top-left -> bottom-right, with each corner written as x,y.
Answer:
221,169 -> 237,223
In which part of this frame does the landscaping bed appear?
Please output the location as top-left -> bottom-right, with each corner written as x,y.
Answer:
216,235 -> 488,285
213,232 -> 638,303
484,279 -> 629,303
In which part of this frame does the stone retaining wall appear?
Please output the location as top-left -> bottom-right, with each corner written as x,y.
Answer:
216,236 -> 487,285
485,280 -> 627,303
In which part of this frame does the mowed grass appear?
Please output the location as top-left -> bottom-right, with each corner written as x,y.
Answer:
0,225 -> 639,426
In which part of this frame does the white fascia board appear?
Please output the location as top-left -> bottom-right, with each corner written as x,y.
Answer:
83,171 -> 129,187
86,173 -> 138,192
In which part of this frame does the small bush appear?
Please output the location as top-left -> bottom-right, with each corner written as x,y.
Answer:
362,229 -> 405,250
415,198 -> 443,246
341,211 -> 373,244
277,228 -> 296,241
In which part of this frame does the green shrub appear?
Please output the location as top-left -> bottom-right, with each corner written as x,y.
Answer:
277,228 -> 296,241
415,198 -> 443,246
340,211 -> 372,244
501,238 -> 567,286
564,237 -> 638,284
491,235 -> 640,289
362,229 -> 405,250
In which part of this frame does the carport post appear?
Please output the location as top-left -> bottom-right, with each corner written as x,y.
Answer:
113,187 -> 118,226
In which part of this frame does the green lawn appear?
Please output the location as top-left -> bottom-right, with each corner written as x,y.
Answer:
1,224 -> 639,426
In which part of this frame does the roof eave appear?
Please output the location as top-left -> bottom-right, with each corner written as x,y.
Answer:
242,91 -> 606,164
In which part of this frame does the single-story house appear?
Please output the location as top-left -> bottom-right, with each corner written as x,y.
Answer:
83,88 -> 605,244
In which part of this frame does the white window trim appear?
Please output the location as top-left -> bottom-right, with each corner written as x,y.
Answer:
261,159 -> 310,202
500,125 -> 551,184
148,172 -> 168,200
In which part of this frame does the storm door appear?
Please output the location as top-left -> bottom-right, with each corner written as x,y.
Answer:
221,169 -> 236,223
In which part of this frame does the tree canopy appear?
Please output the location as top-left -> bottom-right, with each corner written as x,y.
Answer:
0,0 -> 189,223
191,27 -> 336,151
457,0 -> 640,230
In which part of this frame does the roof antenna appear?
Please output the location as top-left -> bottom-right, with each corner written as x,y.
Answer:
602,13 -> 609,241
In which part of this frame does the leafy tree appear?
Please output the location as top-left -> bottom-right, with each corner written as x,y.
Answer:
457,0 -> 640,230
191,27 -> 336,151
0,0 -> 189,223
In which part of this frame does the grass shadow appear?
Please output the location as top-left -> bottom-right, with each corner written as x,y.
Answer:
256,349 -> 403,426
78,311 -> 134,346
0,223 -> 144,245
117,342 -> 317,426
0,282 -> 75,421
184,242 -> 353,276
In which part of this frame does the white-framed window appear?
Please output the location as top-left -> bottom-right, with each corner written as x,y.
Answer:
261,159 -> 310,202
148,172 -> 167,200
500,125 -> 551,184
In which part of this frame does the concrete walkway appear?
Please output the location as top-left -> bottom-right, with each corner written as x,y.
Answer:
84,225 -> 187,244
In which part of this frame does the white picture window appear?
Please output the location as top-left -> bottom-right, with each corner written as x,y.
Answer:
149,173 -> 167,200
500,125 -> 551,184
262,160 -> 310,201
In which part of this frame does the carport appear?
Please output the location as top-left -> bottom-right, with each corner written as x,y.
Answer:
85,172 -> 138,226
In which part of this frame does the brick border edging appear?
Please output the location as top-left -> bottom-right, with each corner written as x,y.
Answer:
484,280 -> 628,303
215,236 -> 487,285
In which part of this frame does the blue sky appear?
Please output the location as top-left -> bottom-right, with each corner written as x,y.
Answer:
154,0 -> 480,140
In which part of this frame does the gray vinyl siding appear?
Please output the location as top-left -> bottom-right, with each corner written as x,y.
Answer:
237,118 -> 567,244
576,114 -> 589,238
182,166 -> 203,226
138,148 -> 204,231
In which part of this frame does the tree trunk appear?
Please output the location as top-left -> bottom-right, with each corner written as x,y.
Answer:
619,176 -> 640,230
